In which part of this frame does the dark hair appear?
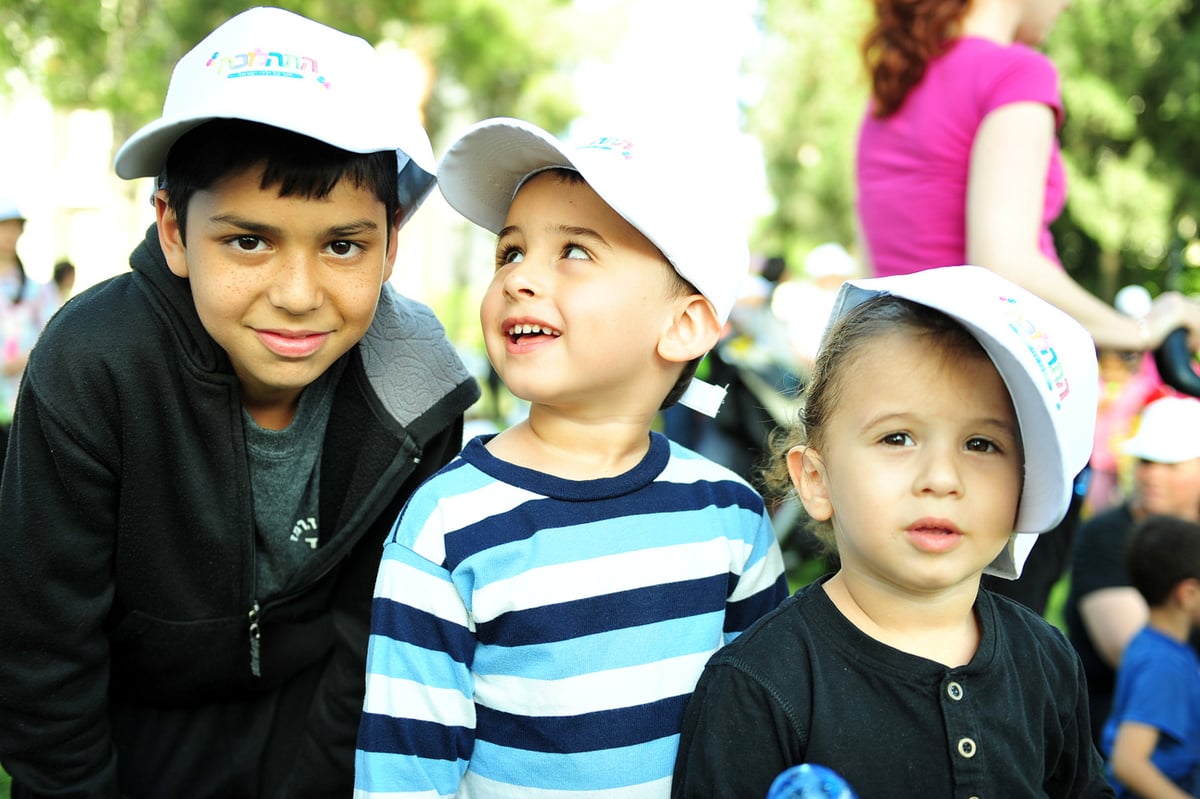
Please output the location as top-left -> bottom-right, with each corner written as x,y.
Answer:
762,295 -> 995,549
6,257 -> 26,305
761,255 -> 788,284
1125,515 -> 1200,606
162,119 -> 400,244
862,0 -> 970,118
53,260 -> 75,284
512,168 -> 703,411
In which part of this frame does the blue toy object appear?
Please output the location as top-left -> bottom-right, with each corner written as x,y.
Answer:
766,764 -> 858,799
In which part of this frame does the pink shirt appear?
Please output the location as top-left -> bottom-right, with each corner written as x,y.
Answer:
856,37 -> 1066,277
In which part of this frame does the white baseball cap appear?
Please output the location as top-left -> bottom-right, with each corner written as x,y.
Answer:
0,197 -> 25,223
826,265 -> 1099,579
437,117 -> 750,416
1122,396 -> 1200,464
803,242 -> 858,280
113,7 -> 435,225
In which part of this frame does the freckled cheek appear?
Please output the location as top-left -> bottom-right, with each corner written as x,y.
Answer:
195,280 -> 253,321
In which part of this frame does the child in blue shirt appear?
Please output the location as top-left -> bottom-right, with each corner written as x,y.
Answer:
354,118 -> 788,797
1103,514 -> 1200,798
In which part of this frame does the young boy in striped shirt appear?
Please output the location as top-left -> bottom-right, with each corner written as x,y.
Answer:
354,118 -> 789,798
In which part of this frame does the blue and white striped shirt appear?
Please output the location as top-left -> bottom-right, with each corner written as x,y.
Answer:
355,432 -> 788,798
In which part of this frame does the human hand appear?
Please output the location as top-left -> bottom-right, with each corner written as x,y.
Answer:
1142,292 -> 1200,352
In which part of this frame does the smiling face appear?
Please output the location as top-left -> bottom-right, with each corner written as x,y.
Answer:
157,165 -> 397,429
792,329 -> 1023,594
479,170 -> 697,419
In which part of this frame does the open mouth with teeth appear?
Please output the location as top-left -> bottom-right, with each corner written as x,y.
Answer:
506,323 -> 563,344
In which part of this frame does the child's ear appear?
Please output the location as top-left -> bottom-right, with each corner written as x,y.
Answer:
1175,577 -> 1200,610
658,295 -> 721,364
789,445 -> 833,521
154,189 -> 189,279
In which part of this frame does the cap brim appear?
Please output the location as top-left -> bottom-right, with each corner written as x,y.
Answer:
437,118 -> 577,234
114,112 -> 436,226
437,116 -> 747,326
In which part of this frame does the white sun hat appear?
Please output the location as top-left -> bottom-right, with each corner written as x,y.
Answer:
825,265 -> 1099,579
1122,396 -> 1200,464
113,6 -> 435,224
436,117 -> 750,417
0,197 -> 25,223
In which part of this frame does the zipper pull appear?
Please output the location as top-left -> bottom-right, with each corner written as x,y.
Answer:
248,600 -> 261,677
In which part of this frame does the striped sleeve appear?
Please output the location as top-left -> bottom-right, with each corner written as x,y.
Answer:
355,484 -> 476,798
725,508 -> 789,642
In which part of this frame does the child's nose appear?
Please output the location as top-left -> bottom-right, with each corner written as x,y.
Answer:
268,254 -> 324,313
916,446 -> 964,497
501,257 -> 549,299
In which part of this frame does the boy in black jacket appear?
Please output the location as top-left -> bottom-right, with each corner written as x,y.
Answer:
0,8 -> 479,797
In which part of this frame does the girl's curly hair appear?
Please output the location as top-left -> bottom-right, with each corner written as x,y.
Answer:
862,0 -> 971,117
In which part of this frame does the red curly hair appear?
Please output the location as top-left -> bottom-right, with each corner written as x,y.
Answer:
863,0 -> 972,117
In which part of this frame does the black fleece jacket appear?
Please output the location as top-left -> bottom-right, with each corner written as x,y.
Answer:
0,226 -> 479,797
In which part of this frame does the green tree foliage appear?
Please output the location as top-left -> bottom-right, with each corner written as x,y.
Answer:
0,0 -> 606,148
746,0 -> 1200,298
742,0 -> 870,267
1048,0 -> 1200,297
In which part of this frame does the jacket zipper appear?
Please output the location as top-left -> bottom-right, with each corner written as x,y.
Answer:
243,452 -> 424,678
248,600 -> 261,677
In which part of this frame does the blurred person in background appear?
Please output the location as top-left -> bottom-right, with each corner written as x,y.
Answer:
1087,286 -> 1170,515
0,197 -> 58,474
770,241 -> 862,372
854,0 -> 1200,614
1101,515 -> 1200,798
1064,396 -> 1200,747
52,259 -> 77,301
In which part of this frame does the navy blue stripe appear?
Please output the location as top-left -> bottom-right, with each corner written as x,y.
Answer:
357,711 -> 473,761
444,479 -> 763,566
387,458 -> 474,545
371,597 -> 475,665
475,694 -> 689,753
724,575 -> 790,634
475,574 -> 729,646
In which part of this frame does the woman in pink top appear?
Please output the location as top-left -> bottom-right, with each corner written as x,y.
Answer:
854,0 -> 1200,615
855,0 -> 1200,354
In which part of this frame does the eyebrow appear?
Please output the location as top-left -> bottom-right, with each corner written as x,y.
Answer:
208,214 -> 380,238
497,223 -> 611,248
863,411 -> 1017,435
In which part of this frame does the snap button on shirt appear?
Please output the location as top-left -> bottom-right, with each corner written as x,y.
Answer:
957,737 -> 977,758
946,681 -> 964,701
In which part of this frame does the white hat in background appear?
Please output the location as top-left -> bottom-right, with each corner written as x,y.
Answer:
803,242 -> 857,280
113,6 -> 435,224
826,265 -> 1099,579
1114,284 -> 1154,319
1122,396 -> 1200,464
0,197 -> 26,223
436,117 -> 750,417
